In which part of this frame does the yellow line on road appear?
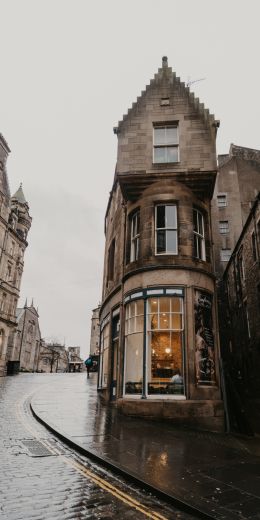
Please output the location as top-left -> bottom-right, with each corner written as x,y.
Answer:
63,457 -> 169,520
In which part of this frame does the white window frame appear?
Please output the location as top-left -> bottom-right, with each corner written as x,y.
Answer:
130,211 -> 140,262
153,125 -> 179,164
221,249 -> 231,262
193,209 -> 206,261
217,194 -> 227,208
155,204 -> 178,255
219,220 -> 229,234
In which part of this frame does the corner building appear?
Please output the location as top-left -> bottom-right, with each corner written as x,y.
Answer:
99,58 -> 224,431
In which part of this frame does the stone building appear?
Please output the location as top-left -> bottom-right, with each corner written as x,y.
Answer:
0,134 -> 32,376
37,342 -> 70,373
7,301 -> 41,373
222,193 -> 260,397
98,57 -> 224,431
212,144 -> 260,278
89,306 -> 100,356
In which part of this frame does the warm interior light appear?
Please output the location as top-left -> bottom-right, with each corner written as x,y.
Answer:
165,348 -> 171,354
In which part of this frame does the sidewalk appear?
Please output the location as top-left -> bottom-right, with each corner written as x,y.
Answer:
30,373 -> 260,520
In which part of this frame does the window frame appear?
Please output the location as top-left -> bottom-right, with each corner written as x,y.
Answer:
155,204 -> 178,256
251,231 -> 257,262
219,220 -> 229,234
217,194 -> 227,208
153,124 -> 179,164
220,249 -> 231,262
130,210 -> 140,262
193,208 -> 206,261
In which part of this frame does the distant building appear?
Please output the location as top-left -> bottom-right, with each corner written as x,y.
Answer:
212,144 -> 260,278
222,193 -> 260,396
89,306 -> 100,356
97,57 -> 223,431
68,346 -> 83,372
7,301 -> 41,373
0,134 -> 32,376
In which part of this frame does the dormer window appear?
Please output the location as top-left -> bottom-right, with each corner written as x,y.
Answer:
153,124 -> 179,163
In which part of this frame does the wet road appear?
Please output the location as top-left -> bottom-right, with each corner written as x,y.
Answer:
0,374 -> 194,520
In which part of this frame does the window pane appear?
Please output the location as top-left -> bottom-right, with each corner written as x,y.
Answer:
159,298 -> 170,313
171,298 -> 182,313
149,313 -> 158,330
198,212 -> 204,235
124,333 -> 143,395
154,127 -> 166,145
136,299 -> 144,316
157,230 -> 166,253
193,209 -> 198,232
166,205 -> 177,228
128,317 -> 135,334
166,230 -> 177,253
166,147 -> 178,162
148,299 -> 158,314
136,315 -> 144,332
154,147 -> 166,163
171,313 -> 182,330
157,206 -> 165,228
165,127 -> 178,145
159,313 -> 170,329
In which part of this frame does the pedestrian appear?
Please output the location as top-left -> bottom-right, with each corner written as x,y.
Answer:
84,355 -> 93,377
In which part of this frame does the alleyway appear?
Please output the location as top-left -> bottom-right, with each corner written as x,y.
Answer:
0,373 -> 193,520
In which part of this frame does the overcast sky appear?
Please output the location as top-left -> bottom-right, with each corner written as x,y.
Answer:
0,0 -> 259,358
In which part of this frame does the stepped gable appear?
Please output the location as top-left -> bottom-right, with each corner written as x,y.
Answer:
230,143 -> 260,163
114,56 -> 218,134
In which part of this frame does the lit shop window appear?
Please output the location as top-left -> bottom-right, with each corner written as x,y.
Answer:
124,300 -> 144,395
99,323 -> 110,388
124,296 -> 184,397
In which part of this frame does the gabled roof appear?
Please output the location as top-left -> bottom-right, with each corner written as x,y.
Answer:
114,56 -> 219,134
218,143 -> 260,169
12,183 -> 27,204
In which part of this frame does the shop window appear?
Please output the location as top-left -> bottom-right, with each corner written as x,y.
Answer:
155,204 -> 178,255
124,296 -> 184,397
124,300 -> 144,395
130,210 -> 140,262
219,220 -> 229,234
147,297 -> 184,395
153,124 -> 179,163
194,290 -> 215,385
193,209 -> 206,261
99,323 -> 110,388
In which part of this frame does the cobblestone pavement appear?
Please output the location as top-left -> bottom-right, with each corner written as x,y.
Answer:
31,373 -> 260,520
0,374 -> 195,520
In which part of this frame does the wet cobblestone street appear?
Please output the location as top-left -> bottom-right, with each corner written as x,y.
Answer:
0,374 -> 194,520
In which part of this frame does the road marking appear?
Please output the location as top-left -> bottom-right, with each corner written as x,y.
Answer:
63,457 -> 169,520
14,394 -> 169,520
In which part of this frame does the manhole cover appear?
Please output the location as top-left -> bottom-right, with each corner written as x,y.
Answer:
21,439 -> 55,457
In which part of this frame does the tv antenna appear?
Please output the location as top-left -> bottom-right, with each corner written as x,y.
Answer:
186,77 -> 206,88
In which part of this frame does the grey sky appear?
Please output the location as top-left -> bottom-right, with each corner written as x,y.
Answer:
0,0 -> 259,357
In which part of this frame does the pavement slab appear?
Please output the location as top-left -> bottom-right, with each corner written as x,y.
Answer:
30,372 -> 260,520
